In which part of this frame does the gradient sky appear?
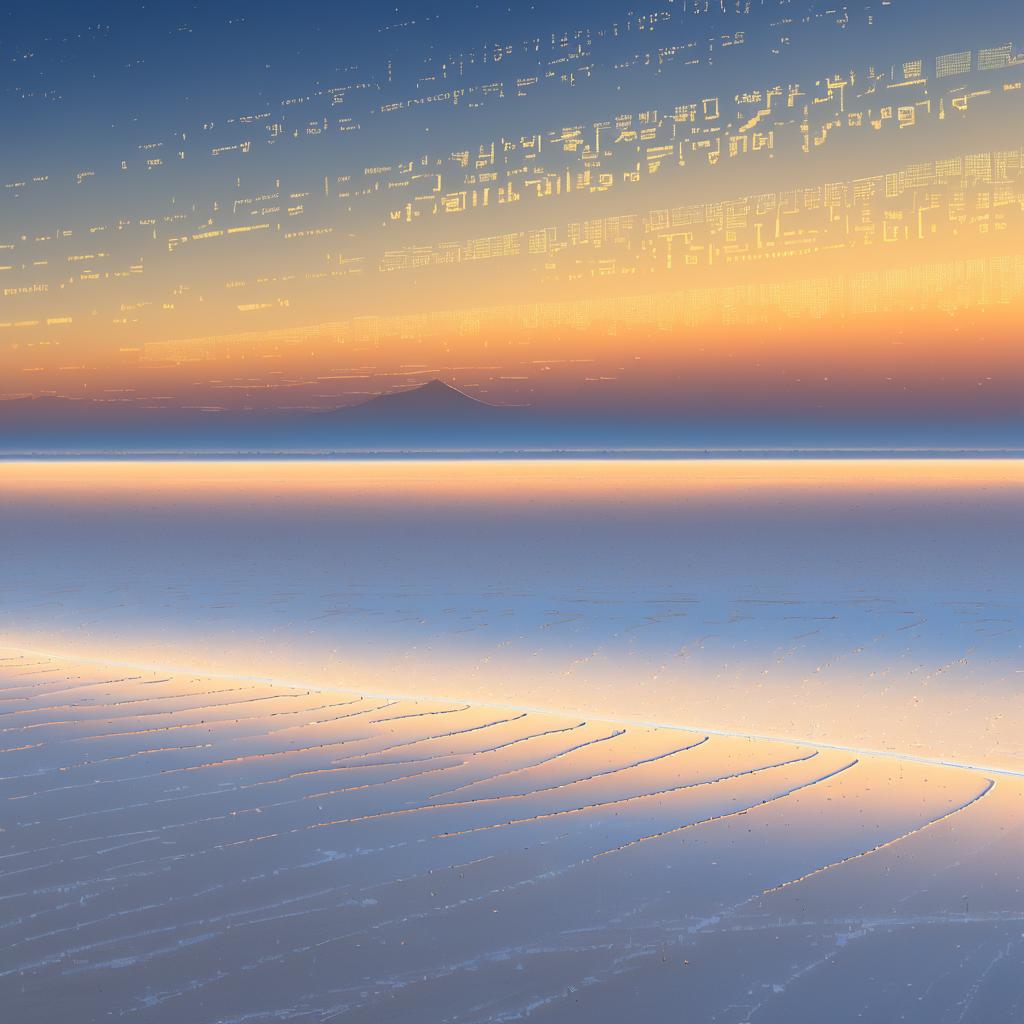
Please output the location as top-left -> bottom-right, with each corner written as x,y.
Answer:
1,0 -> 1023,428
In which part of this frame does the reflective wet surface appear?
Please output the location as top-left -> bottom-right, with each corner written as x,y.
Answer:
1,459 -> 1021,768
1,651 -> 1021,1023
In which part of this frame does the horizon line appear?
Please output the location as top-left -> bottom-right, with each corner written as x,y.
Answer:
0,447 -> 1022,461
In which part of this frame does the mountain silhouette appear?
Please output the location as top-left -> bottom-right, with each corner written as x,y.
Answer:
0,380 -> 524,451
343,379 -> 494,419
2,382 -> 1012,452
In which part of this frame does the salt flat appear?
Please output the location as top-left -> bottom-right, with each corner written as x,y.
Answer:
1,650 -> 1021,1023
2,459 -> 1022,772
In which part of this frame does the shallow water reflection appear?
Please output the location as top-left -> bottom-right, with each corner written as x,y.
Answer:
1,459 -> 1021,768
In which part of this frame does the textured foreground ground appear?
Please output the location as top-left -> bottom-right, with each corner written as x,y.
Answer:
1,650 -> 1022,1023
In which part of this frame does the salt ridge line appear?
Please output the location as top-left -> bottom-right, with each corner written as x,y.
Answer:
436,750 -> 822,838
0,691 -> 335,744
0,675 -> 164,699
206,735 -> 719,834
0,659 -> 1011,1019
85,750 -> 826,869
2,733 -> 593,954
426,725 -> 624,799
1,700 -> 397,781
425,736 -> 711,808
589,757 -> 860,859
7,721 -> 590,819
68,696 -> 367,741
2,720 -> 606,880
160,767 -> 915,1016
762,777 -> 998,894
0,764 -> 458,867
3,642 -> 1020,777
2,734 -> 742,867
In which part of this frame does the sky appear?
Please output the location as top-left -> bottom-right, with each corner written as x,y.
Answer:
1,0 -> 1023,434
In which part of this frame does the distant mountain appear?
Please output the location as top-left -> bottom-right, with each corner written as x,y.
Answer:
0,381 -> 528,452
343,379 -> 495,418
0,381 -> 1019,453
310,379 -> 526,447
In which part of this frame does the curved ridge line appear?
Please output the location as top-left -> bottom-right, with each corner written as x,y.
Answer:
430,735 -> 710,807
438,749 -> 822,838
590,757 -> 859,859
762,777 -> 997,895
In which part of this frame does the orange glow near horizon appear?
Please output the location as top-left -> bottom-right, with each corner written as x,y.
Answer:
2,25 -> 1023,418
5,239 -> 1024,410
4,456 -> 1023,503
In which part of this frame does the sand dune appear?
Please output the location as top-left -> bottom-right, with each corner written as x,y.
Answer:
2,650 -> 1021,1023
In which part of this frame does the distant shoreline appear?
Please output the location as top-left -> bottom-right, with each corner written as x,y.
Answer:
1,448 -> 1022,461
